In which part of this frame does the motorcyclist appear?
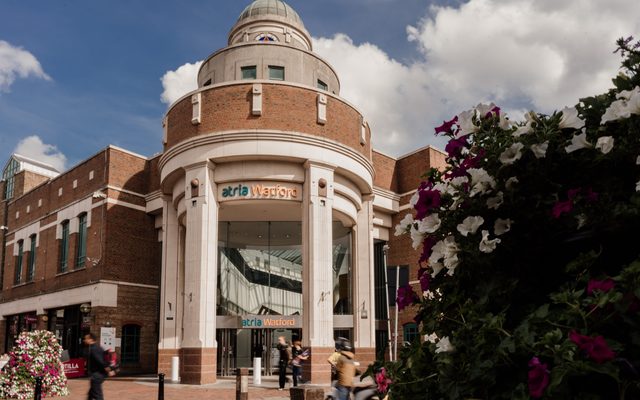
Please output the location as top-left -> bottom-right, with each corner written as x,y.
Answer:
335,339 -> 357,400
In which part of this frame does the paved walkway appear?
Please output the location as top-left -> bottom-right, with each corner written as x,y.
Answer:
58,375 -> 326,400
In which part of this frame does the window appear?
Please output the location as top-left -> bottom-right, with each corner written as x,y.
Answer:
317,79 -> 328,91
403,323 -> 419,344
2,158 -> 19,200
27,234 -> 36,282
256,33 -> 278,42
15,240 -> 24,284
76,213 -> 87,268
203,79 -> 212,86
268,66 -> 285,81
241,66 -> 257,80
121,324 -> 141,364
60,220 -> 70,272
387,266 -> 409,306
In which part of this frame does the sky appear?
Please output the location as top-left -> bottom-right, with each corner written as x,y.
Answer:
1,0 -> 639,172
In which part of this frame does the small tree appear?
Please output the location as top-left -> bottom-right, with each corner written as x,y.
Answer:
0,330 -> 68,399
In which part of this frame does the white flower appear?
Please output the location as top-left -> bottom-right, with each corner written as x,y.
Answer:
424,290 -> 436,300
433,182 -> 456,196
395,213 -> 414,236
559,106 -> 583,129
479,230 -> 501,253
512,124 -> 532,137
637,180 -> 640,192
410,225 -> 423,250
409,191 -> 420,207
476,102 -> 497,117
565,132 -> 592,153
576,214 -> 587,229
486,191 -> 504,210
429,236 -> 460,275
499,114 -> 512,130
449,176 -> 469,187
494,218 -> 513,235
468,168 -> 496,197
595,136 -> 614,154
449,196 -> 463,211
505,177 -> 519,191
499,142 -> 525,165
430,262 -> 444,277
636,155 -> 640,165
457,109 -> 477,135
601,99 -> 628,124
417,213 -> 441,234
425,333 -> 439,343
601,87 -> 640,124
457,216 -> 485,237
435,336 -> 455,353
530,141 -> 549,159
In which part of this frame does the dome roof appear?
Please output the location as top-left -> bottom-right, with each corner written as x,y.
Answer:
237,0 -> 304,27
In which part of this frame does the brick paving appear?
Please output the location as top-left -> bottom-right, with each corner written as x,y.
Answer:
53,375 -> 328,400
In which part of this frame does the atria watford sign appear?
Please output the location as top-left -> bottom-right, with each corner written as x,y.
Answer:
218,181 -> 302,202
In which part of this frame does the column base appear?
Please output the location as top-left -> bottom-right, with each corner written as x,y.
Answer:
181,347 -> 217,385
303,347 -> 334,385
158,349 -> 180,378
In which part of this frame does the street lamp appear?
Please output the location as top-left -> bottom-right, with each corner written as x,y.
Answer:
80,303 -> 92,315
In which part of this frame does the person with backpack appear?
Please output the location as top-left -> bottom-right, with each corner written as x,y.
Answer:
84,333 -> 115,400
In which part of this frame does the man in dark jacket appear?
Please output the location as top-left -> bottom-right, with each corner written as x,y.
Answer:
276,336 -> 292,390
84,332 -> 114,400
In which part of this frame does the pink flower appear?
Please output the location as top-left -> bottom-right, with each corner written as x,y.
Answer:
445,135 -> 469,159
418,236 -> 436,263
552,200 -> 573,218
528,357 -> 549,398
569,331 -> 616,364
375,368 -> 392,394
435,116 -> 458,135
414,189 -> 441,220
396,285 -> 418,311
417,268 -> 430,292
587,279 -> 615,295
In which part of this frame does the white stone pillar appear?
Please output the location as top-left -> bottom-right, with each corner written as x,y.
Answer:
353,195 -> 376,354
181,161 -> 218,384
302,161 -> 335,383
159,196 -> 180,349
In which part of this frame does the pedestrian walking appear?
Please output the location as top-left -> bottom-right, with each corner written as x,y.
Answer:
335,339 -> 357,400
291,340 -> 309,386
276,336 -> 292,391
84,332 -> 115,400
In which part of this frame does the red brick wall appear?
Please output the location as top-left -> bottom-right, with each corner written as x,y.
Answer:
395,147 -> 447,193
13,171 -> 49,199
372,151 -> 397,192
165,83 -> 372,160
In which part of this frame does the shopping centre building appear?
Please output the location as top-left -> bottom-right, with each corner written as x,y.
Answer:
0,0 -> 444,384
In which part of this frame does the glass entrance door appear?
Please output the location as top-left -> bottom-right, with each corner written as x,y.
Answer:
216,329 -> 236,376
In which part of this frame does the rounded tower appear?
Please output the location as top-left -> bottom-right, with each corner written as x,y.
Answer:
158,0 -> 376,385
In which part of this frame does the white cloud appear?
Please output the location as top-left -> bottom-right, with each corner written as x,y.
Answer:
0,40 -> 51,93
314,0 -> 640,155
13,135 -> 67,172
160,61 -> 202,104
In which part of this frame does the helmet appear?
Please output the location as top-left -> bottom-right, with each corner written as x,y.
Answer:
335,337 -> 352,352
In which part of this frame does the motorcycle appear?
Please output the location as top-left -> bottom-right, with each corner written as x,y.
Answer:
325,375 -> 380,400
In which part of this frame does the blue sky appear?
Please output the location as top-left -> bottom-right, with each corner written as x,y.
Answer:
1,0 -> 639,171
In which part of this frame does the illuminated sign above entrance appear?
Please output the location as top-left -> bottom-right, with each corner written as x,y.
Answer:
218,181 -> 302,202
241,315 -> 301,329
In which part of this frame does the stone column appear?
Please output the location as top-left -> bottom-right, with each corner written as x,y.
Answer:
353,194 -> 376,366
302,161 -> 335,384
181,161 -> 218,384
158,196 -> 181,376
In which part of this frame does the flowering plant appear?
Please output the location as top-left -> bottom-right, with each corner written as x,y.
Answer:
370,38 -> 640,399
0,330 -> 68,399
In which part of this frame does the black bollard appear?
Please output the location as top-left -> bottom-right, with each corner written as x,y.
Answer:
158,373 -> 165,400
34,376 -> 43,400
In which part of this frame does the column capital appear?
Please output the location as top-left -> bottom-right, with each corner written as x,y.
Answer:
303,160 -> 337,171
183,159 -> 215,172
362,193 -> 375,202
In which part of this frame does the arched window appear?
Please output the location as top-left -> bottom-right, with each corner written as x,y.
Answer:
15,240 -> 24,284
403,322 -> 418,344
27,234 -> 36,282
60,220 -> 70,272
121,324 -> 141,364
76,213 -> 87,268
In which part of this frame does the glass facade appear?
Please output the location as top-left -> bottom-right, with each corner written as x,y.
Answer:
121,324 -> 141,364
2,158 -> 19,200
217,221 -> 303,316
332,221 -> 352,315
15,240 -> 24,284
